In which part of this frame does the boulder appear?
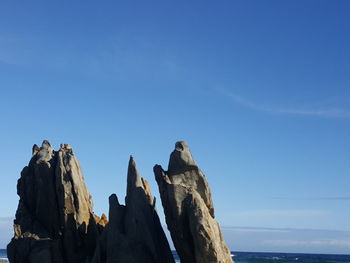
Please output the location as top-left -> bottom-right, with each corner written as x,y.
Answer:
154,141 -> 233,263
7,141 -> 100,263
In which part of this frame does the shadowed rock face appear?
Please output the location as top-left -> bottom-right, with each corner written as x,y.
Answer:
154,141 -> 233,263
7,141 -> 101,263
91,156 -> 174,263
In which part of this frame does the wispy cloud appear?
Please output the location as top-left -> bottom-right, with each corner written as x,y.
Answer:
222,226 -> 350,234
262,239 -> 350,248
236,209 -> 328,217
222,226 -> 290,233
221,91 -> 350,118
272,196 -> 350,201
222,226 -> 350,253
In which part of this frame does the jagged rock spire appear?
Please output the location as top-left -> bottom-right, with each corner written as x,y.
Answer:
154,141 -> 233,263
126,155 -> 142,198
91,156 -> 174,263
7,140 -> 100,263
8,140 -> 232,263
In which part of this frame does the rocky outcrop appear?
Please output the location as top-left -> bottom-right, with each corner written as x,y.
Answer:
8,140 -> 234,263
7,141 -> 101,263
91,156 -> 174,263
154,141 -> 233,263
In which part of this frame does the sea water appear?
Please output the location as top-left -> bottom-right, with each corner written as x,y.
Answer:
2,249 -> 350,262
173,251 -> 350,263
235,252 -> 350,263
0,249 -> 8,262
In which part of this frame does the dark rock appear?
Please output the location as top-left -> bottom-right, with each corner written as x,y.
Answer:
91,156 -> 174,263
154,141 -> 233,263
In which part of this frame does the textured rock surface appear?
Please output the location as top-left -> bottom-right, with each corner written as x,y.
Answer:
7,141 -> 100,263
154,141 -> 233,263
8,140 -> 234,263
91,156 -> 174,263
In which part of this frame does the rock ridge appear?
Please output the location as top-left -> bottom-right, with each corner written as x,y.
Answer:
8,140 -> 233,263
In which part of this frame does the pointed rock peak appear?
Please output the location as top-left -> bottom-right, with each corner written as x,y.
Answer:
100,213 -> 108,222
127,155 -> 143,195
32,144 -> 40,156
109,194 -> 123,223
94,213 -> 108,227
60,143 -> 73,154
36,140 -> 54,163
168,141 -> 197,174
175,141 -> 188,151
41,140 -> 51,149
154,141 -> 232,262
109,193 -> 120,206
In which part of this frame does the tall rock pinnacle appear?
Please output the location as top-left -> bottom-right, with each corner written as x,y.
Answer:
154,141 -> 233,263
7,141 -> 100,263
91,156 -> 174,263
8,140 -> 233,263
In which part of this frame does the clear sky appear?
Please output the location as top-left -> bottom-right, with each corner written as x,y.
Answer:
1,0 -> 350,254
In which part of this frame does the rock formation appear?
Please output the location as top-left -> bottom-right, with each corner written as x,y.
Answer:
7,141 -> 101,263
8,140 -> 234,263
154,141 -> 233,263
91,156 -> 174,263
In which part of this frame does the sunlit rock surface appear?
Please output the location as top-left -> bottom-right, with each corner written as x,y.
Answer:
154,141 -> 233,263
7,141 -> 101,263
8,140 -> 233,263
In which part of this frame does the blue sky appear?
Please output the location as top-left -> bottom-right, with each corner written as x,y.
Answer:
1,0 -> 350,254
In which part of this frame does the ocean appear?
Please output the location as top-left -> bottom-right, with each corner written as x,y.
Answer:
0,249 -> 8,263
1,249 -> 350,262
172,251 -> 350,263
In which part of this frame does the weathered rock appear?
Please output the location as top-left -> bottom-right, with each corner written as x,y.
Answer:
91,156 -> 174,263
94,213 -> 108,229
154,141 -> 233,263
7,141 -> 100,263
8,140 -> 233,263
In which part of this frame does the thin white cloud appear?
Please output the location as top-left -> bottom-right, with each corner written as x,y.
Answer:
221,91 -> 350,118
272,196 -> 350,201
222,226 -> 350,253
222,226 -> 290,233
236,209 -> 328,217
263,239 -> 350,248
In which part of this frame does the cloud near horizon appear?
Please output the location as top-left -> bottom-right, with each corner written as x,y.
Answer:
262,239 -> 350,248
271,196 -> 350,201
222,226 -> 350,254
221,91 -> 350,119
235,209 -> 328,217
